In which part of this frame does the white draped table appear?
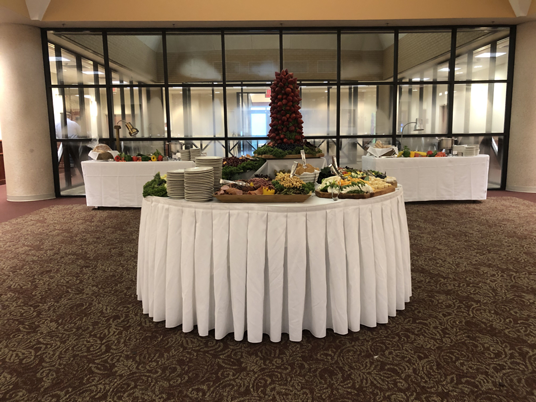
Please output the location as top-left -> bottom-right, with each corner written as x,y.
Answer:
362,155 -> 489,202
82,160 -> 195,207
137,188 -> 412,342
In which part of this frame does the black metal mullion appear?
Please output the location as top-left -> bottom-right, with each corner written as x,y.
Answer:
102,32 -> 115,144
42,30 -> 61,197
392,29 -> 399,146
279,30 -> 284,72
129,81 -> 136,127
93,61 -> 103,138
221,30 -> 229,157
485,41 -> 497,133
119,87 -> 126,122
431,85 -> 437,134
336,30 -> 341,163
501,26 -> 516,190
75,55 -> 87,137
138,86 -> 145,135
162,31 -> 172,146
446,28 -> 457,137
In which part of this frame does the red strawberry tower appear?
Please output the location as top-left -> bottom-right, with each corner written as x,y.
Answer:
268,69 -> 304,146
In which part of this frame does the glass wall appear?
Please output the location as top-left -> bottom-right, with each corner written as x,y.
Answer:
45,27 -> 514,195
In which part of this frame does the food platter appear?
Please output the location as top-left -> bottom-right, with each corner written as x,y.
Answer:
258,153 -> 325,159
214,194 -> 311,203
315,185 -> 395,199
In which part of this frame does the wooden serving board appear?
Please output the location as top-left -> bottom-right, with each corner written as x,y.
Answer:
214,194 -> 311,203
315,184 -> 396,199
257,153 -> 325,159
370,185 -> 396,197
315,190 -> 371,199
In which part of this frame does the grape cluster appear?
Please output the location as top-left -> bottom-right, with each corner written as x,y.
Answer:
222,157 -> 245,167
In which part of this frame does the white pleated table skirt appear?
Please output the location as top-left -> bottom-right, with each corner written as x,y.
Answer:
137,189 -> 412,343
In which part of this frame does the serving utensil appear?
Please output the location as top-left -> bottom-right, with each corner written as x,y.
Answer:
220,179 -> 249,187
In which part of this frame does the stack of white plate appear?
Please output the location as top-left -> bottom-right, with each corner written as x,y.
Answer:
195,156 -> 223,191
180,149 -> 191,161
167,169 -> 185,199
184,167 -> 214,202
190,148 -> 201,160
464,145 -> 480,156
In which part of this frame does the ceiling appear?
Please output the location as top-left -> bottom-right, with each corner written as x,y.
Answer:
1,0 -> 536,28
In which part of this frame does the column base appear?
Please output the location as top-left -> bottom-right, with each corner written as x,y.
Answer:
505,185 -> 536,193
7,193 -> 56,202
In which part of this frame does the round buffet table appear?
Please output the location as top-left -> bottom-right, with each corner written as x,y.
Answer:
137,188 -> 411,343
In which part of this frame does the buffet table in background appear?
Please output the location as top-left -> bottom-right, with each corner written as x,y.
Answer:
137,189 -> 412,343
82,160 -> 195,207
362,155 -> 489,202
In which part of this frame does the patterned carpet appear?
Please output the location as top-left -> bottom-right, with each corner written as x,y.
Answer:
1,198 -> 535,402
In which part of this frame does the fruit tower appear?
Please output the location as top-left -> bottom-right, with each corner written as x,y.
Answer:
268,69 -> 304,146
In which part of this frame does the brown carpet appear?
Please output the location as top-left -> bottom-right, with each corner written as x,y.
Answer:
1,199 -> 535,401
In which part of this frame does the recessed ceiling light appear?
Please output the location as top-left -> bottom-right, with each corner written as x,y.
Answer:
438,68 -> 461,72
49,57 -> 70,62
474,65 -> 483,69
82,71 -> 104,75
84,95 -> 92,99
455,72 -> 463,75
413,89 -> 418,92
112,81 -> 122,84
439,93 -> 443,96
476,52 -> 506,58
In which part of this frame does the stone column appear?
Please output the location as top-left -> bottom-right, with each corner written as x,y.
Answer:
0,24 -> 55,201
507,21 -> 536,193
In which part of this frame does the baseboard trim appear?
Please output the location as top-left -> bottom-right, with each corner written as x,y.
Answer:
7,193 -> 56,202
505,185 -> 536,193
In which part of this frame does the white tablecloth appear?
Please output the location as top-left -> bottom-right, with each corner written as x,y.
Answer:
362,155 -> 489,202
254,157 -> 327,177
137,189 -> 412,343
82,160 -> 195,207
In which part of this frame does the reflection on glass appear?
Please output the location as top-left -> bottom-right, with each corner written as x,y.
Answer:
339,138 -> 371,168
228,140 -> 268,158
397,84 -> 449,135
398,31 -> 451,81
167,34 -> 222,83
48,33 -> 105,85
226,86 -> 270,137
340,85 -> 392,135
341,33 -> 394,81
179,140 -> 226,158
283,34 -> 337,81
300,86 -> 336,136
107,34 -> 164,84
113,87 -> 166,138
400,136 -> 439,153
452,83 -> 506,133
457,136 -> 503,188
455,30 -> 509,81
304,137 -> 336,162
56,140 -> 95,196
225,34 -> 279,81
120,140 -> 168,159
169,87 -> 224,137
52,87 -> 108,139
